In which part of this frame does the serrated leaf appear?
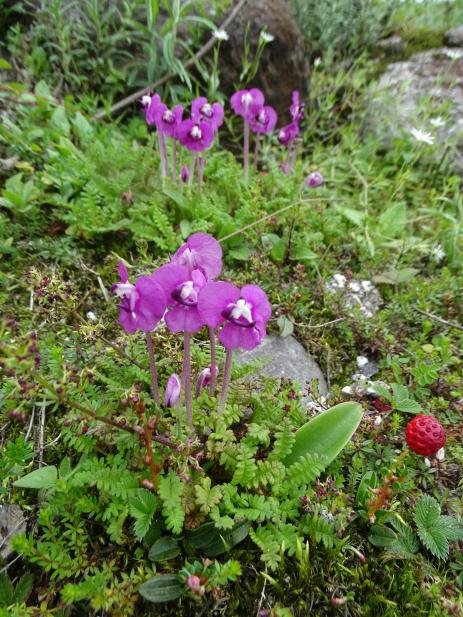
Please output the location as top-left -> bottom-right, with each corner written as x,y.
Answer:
439,516 -> 463,541
139,575 -> 183,603
13,573 -> 33,603
148,536 -> 180,561
414,496 -> 449,559
414,495 -> 440,529
0,573 -> 14,606
129,489 -> 158,540
14,466 -> 57,489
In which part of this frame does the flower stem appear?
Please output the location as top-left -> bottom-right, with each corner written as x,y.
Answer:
253,134 -> 260,172
145,332 -> 160,405
197,156 -> 204,193
158,133 -> 168,178
209,327 -> 217,395
189,153 -> 197,187
243,119 -> 250,183
183,333 -> 193,429
218,349 -> 233,415
172,138 -> 177,182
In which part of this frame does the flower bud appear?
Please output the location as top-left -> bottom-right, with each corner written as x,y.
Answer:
187,575 -> 205,596
165,373 -> 181,408
195,366 -> 219,397
306,171 -> 324,188
181,164 -> 190,183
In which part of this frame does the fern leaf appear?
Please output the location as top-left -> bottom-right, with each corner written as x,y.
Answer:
158,472 -> 185,535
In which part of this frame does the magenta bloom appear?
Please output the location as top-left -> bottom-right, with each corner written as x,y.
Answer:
278,122 -> 300,147
171,233 -> 222,280
112,262 -> 166,334
151,264 -> 207,333
248,105 -> 277,134
198,282 -> 271,351
154,103 -> 183,137
230,89 -> 265,119
192,97 -> 224,130
165,373 -> 181,407
290,91 -> 304,123
181,164 -> 189,183
306,171 -> 324,188
177,119 -> 215,152
144,93 -> 162,126
195,366 -> 219,396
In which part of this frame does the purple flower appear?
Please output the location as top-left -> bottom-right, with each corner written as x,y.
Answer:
151,264 -> 207,333
165,373 -> 181,407
181,164 -> 189,183
195,366 -> 219,396
248,105 -> 277,134
177,119 -> 215,152
144,93 -> 162,126
198,282 -> 271,351
306,171 -> 324,188
278,122 -> 300,147
154,103 -> 184,137
171,233 -> 222,280
112,261 -> 166,334
290,91 -> 304,123
192,97 -> 224,130
230,89 -> 265,119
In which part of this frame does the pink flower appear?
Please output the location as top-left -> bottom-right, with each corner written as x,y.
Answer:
154,103 -> 184,137
248,105 -> 277,134
112,262 -> 166,334
230,89 -> 264,120
195,366 -> 219,396
181,164 -> 189,183
171,233 -> 222,280
278,122 -> 300,147
151,264 -> 207,333
198,282 -> 271,350
177,119 -> 215,152
165,373 -> 181,407
192,97 -> 224,130
306,171 -> 324,188
290,90 -> 304,123
144,93 -> 162,126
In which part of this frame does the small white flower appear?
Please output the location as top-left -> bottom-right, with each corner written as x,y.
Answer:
260,31 -> 274,43
409,127 -> 435,145
445,49 -> 463,60
314,57 -> 322,67
374,415 -> 383,426
430,116 -> 446,128
212,29 -> 229,41
435,447 -> 445,462
430,244 -> 446,264
424,457 -> 432,468
86,311 -> 97,321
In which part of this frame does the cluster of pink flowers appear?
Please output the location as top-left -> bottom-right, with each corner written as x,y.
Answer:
142,93 -> 224,187
112,233 -> 271,426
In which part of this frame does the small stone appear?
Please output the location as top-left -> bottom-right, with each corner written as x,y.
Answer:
325,275 -> 383,317
0,505 -> 27,559
444,25 -> 463,48
235,335 -> 328,405
376,35 -> 406,55
356,356 -> 369,368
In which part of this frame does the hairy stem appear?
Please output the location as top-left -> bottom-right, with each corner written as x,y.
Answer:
172,138 -> 177,182
159,132 -> 169,178
243,119 -> 250,183
189,153 -> 197,186
183,333 -> 193,429
145,332 -> 160,405
197,156 -> 204,193
253,134 -> 260,172
209,327 -> 217,395
218,349 -> 233,415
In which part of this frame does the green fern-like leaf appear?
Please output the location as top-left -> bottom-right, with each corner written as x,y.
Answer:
286,453 -> 329,485
269,420 -> 296,462
158,472 -> 185,535
249,527 -> 281,570
195,478 -> 222,515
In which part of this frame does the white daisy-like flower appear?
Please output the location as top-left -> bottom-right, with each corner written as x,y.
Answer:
445,49 -> 463,60
430,116 -> 446,127
212,29 -> 229,41
260,31 -> 274,43
409,127 -> 435,145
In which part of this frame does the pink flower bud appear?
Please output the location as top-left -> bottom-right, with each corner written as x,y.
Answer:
181,164 -> 190,183
195,366 -> 219,397
165,373 -> 181,408
187,575 -> 205,596
306,171 -> 324,188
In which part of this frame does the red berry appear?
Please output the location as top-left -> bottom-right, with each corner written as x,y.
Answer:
405,414 -> 446,456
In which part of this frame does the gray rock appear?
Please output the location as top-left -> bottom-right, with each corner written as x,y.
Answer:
376,35 -> 406,55
366,48 -> 463,175
445,25 -> 463,47
235,335 -> 328,404
325,274 -> 383,317
0,504 -> 27,559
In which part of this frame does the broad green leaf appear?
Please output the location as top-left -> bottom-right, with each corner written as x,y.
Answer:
373,268 -> 419,285
334,205 -> 366,227
356,471 -> 377,505
0,573 -> 14,606
13,573 -> 33,604
229,244 -> 253,261
14,466 -> 57,489
368,524 -> 397,548
277,315 -> 294,337
187,520 -> 251,557
50,107 -> 70,135
148,536 -> 180,561
379,203 -> 407,237
0,59 -> 12,70
139,575 -> 183,603
284,402 -> 363,467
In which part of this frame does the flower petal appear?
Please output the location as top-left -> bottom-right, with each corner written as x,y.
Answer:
218,322 -> 262,350
241,285 -> 271,324
151,264 -> 190,304
165,304 -> 204,333
198,281 -> 240,328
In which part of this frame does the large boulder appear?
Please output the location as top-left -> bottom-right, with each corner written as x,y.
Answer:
218,0 -> 310,122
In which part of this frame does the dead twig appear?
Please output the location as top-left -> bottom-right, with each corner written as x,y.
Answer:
415,308 -> 463,333
37,402 -> 46,468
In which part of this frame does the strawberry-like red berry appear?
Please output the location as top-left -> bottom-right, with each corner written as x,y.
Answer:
405,414 -> 446,456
